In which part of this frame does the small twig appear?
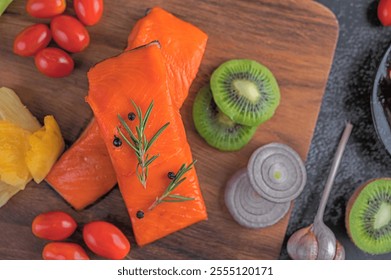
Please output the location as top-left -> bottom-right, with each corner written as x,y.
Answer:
148,160 -> 196,211
117,100 -> 169,188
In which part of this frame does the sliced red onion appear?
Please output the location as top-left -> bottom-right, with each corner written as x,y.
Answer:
248,143 -> 307,203
225,169 -> 290,229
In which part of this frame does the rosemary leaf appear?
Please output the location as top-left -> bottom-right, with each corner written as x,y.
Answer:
146,122 -> 170,152
176,164 -> 186,176
117,100 -> 169,189
167,177 -> 187,193
134,149 -> 141,159
131,99 -> 142,120
136,173 -> 143,183
148,160 -> 196,211
143,101 -> 154,129
186,160 -> 196,170
168,194 -> 195,200
117,127 -> 137,152
144,154 -> 159,167
162,198 -> 194,203
136,126 -> 142,142
118,114 -> 138,144
143,134 -> 148,149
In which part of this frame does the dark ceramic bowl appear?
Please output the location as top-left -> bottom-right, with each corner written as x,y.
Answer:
371,44 -> 391,155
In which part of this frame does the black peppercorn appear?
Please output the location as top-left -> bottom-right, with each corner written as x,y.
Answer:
167,172 -> 176,180
113,136 -> 122,147
128,112 -> 136,121
136,210 -> 144,219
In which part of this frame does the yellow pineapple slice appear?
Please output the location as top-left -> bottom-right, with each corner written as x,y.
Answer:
0,87 -> 41,132
0,89 -> 65,207
0,121 -> 32,187
26,115 -> 65,183
0,180 -> 23,208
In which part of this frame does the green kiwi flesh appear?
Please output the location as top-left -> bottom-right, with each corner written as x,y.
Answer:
347,178 -> 391,255
193,86 -> 257,151
210,59 -> 280,126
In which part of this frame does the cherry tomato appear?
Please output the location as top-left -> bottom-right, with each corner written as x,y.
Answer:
13,24 -> 51,57
26,0 -> 66,18
35,48 -> 74,78
74,0 -> 104,26
379,0 -> 391,26
43,242 -> 89,260
32,211 -> 77,240
50,15 -> 90,53
83,221 -> 130,260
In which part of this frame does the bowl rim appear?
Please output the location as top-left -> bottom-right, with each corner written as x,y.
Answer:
371,43 -> 391,156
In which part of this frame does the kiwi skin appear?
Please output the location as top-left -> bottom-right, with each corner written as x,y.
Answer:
345,178 -> 391,255
345,181 -> 370,240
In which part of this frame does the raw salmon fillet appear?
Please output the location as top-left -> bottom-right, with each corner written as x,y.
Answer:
127,7 -> 208,108
87,42 -> 207,246
46,121 -> 117,210
46,7 -> 207,211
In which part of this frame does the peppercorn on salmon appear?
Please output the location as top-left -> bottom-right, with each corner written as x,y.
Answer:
45,7 -> 207,210
86,42 -> 207,246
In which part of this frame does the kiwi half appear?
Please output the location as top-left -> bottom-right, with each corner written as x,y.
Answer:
193,86 -> 257,151
346,178 -> 391,255
210,59 -> 280,126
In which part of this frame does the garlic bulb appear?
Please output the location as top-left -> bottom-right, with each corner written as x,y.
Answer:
334,241 -> 345,260
287,226 -> 318,260
287,225 -> 345,260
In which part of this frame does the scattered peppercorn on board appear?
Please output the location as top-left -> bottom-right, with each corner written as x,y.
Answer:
0,0 -> 338,259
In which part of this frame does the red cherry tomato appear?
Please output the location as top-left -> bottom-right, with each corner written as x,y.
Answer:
13,24 -> 51,57
83,221 -> 130,260
379,0 -> 391,26
43,242 -> 89,260
51,15 -> 90,53
26,0 -> 66,18
32,211 -> 77,240
74,0 -> 104,26
35,48 -> 74,78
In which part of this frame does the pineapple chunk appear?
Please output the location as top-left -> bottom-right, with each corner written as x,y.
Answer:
26,115 -> 65,183
0,87 -> 41,132
0,88 -> 65,207
0,121 -> 32,188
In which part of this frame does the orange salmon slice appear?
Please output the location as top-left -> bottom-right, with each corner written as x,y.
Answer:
87,42 -> 207,246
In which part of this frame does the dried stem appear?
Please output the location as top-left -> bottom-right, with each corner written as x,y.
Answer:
148,160 -> 196,211
117,100 -> 169,188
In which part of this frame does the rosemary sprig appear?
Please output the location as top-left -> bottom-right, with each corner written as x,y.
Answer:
117,100 -> 170,188
148,160 -> 196,210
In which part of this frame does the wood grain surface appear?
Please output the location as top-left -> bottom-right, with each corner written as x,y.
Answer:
0,0 -> 338,259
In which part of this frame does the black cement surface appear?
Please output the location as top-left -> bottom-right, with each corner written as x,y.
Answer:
281,0 -> 391,260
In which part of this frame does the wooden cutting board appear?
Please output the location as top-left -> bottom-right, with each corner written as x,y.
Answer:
0,0 -> 338,259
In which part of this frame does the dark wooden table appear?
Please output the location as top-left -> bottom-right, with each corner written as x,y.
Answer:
0,0 -> 337,259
